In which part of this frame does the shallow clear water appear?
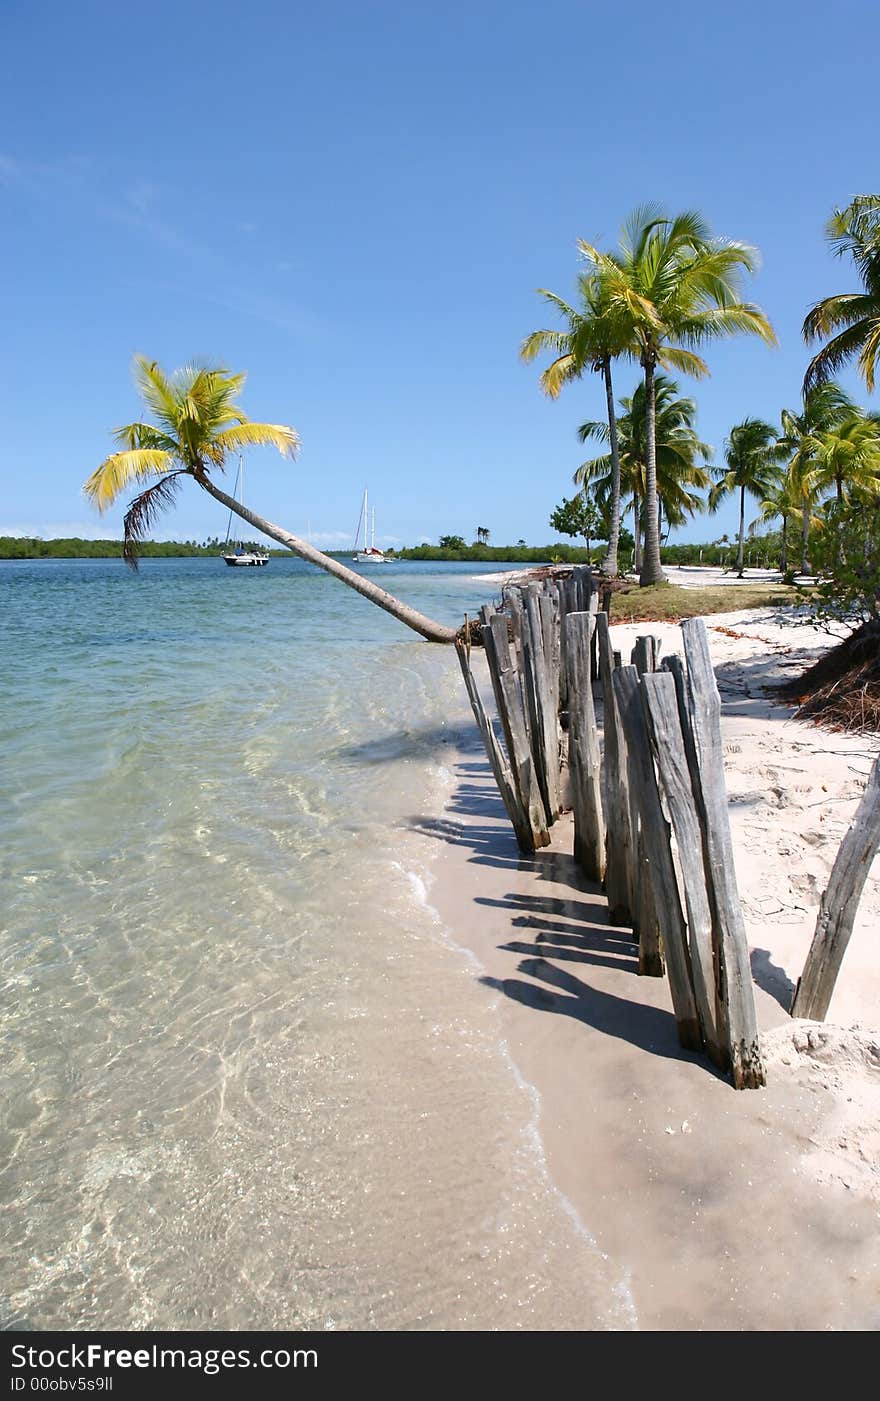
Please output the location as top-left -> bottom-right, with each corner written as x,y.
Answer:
0,557 -> 625,1330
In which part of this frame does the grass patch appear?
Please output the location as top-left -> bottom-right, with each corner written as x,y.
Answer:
608,582 -> 805,623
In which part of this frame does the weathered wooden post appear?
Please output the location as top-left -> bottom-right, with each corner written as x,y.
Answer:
563,611 -> 606,882
642,671 -> 724,1066
681,618 -> 766,1089
791,753 -> 880,1021
596,611 -> 634,924
631,635 -> 658,676
483,613 -> 551,850
612,667 -> 664,977
455,639 -> 534,854
523,587 -> 562,822
613,666 -> 702,1042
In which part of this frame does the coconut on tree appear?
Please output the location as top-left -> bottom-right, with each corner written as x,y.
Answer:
709,419 -> 784,576
84,356 -> 457,642
578,207 -> 776,586
521,270 -> 635,576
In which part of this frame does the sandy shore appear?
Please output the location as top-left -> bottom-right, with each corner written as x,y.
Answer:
429,604 -> 880,1330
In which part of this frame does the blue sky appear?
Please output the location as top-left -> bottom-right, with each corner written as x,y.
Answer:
1,0 -> 877,548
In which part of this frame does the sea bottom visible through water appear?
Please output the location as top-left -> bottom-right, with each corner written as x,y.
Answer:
1,557 -> 630,1330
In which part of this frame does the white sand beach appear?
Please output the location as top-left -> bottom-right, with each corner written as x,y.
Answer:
428,602 -> 880,1329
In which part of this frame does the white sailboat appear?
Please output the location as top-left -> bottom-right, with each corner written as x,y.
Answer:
222,457 -> 269,567
352,487 -> 389,563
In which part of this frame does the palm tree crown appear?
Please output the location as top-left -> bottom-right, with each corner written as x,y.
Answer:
578,206 -> 776,585
576,374 -> 711,558
521,269 -> 636,576
85,356 -> 299,566
709,418 -> 783,574
803,195 -> 880,394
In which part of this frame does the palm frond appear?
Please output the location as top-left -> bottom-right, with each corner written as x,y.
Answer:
84,449 -> 176,511
803,321 -> 873,394
123,472 -> 186,570
213,422 -> 300,459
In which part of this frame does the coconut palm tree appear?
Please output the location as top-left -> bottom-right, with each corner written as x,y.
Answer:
708,420 -> 784,576
521,270 -> 635,576
803,195 -> 880,395
778,382 -> 859,574
84,357 -> 456,642
809,409 -> 880,503
750,473 -> 805,575
576,374 -> 711,570
579,207 -> 776,585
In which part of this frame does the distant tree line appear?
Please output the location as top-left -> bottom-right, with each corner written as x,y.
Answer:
0,536 -> 268,560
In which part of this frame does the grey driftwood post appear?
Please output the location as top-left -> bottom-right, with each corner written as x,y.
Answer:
612,667 -> 664,978
681,618 -> 766,1089
455,640 -> 534,854
613,666 -> 702,1042
791,753 -> 880,1021
596,611 -> 634,924
483,613 -> 550,850
563,611 -> 605,881
523,587 -> 561,821
642,671 -> 723,1066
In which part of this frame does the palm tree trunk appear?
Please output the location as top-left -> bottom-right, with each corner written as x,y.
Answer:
198,476 -> 457,643
632,493 -> 641,574
780,513 -> 788,574
639,357 -> 666,586
736,485 -> 746,576
801,501 -> 810,576
601,359 -> 622,577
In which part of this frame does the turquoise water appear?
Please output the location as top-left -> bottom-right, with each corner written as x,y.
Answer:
0,557 -> 620,1330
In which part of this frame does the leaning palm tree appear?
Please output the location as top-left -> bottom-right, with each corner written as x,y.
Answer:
708,419 -> 784,575
84,357 -> 456,642
579,207 -> 776,586
521,270 -> 635,575
803,195 -> 880,394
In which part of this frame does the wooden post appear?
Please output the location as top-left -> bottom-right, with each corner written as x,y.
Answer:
455,640 -> 534,853
613,665 -> 702,1042
612,666 -> 664,977
564,612 -> 606,881
642,671 -> 724,1065
523,588 -> 561,821
589,590 -> 600,682
791,753 -> 880,1021
484,613 -> 551,849
631,635 -> 658,676
538,592 -> 561,724
596,611 -> 634,924
681,618 -> 766,1089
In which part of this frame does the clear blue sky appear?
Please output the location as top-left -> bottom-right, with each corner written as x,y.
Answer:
1,0 -> 877,548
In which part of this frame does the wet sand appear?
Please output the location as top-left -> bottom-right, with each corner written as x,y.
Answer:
427,608 -> 880,1330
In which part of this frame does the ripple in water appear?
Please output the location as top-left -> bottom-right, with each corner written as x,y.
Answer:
0,558 -> 629,1329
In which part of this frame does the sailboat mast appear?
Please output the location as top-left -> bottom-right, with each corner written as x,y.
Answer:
371,507 -> 375,550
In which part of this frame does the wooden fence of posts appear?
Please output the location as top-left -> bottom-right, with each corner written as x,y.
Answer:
459,569 -> 880,1083
456,566 -> 770,1088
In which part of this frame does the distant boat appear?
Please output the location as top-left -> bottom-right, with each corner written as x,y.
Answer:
223,457 -> 269,567
352,487 -> 390,563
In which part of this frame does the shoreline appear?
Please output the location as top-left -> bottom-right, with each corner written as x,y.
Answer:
426,603 -> 880,1329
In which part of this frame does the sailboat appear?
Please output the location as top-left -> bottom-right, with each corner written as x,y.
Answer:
352,487 -> 389,563
222,457 -> 269,567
